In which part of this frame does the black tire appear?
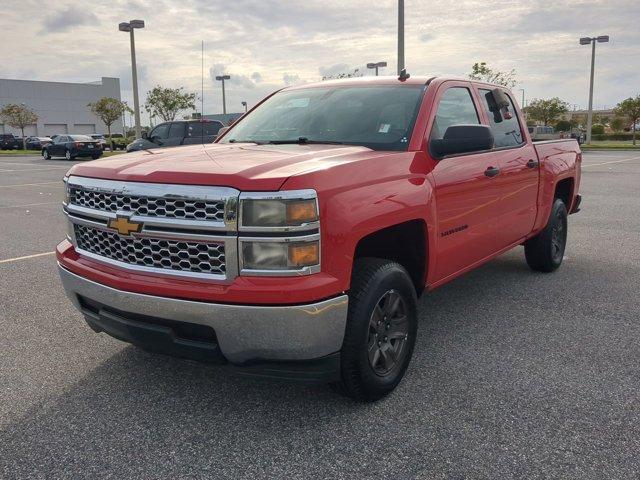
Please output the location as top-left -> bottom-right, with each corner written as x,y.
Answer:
524,198 -> 568,272
332,258 -> 418,402
91,154 -> 101,160
42,149 -> 51,160
65,149 -> 75,160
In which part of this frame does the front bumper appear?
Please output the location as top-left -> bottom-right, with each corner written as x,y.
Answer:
58,264 -> 348,365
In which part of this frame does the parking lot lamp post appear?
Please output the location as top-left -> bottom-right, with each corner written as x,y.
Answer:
518,88 -> 525,108
241,101 -> 248,113
367,62 -> 388,76
580,35 -> 609,144
215,75 -> 231,115
119,20 -> 145,139
397,0 -> 404,75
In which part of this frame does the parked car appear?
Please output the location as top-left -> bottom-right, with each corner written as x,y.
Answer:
89,134 -> 108,150
42,134 -> 102,160
0,133 -> 19,150
126,119 -> 224,152
25,136 -> 53,150
57,76 -> 581,401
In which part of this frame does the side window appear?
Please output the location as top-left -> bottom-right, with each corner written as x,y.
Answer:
479,89 -> 524,148
205,121 -> 223,136
430,87 -> 480,140
168,122 -> 185,138
150,123 -> 170,139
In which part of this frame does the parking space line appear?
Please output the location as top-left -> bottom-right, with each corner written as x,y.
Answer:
0,251 -> 55,264
0,182 -> 62,189
0,161 -> 70,168
0,167 -> 69,173
583,155 -> 640,168
0,202 -> 59,209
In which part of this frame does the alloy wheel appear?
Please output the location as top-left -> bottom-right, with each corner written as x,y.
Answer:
367,289 -> 410,376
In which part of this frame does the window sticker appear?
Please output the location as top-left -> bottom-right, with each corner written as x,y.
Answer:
378,123 -> 391,133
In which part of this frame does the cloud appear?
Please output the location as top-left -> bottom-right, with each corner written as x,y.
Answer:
42,7 -> 99,33
282,74 -> 300,86
2,0 -> 637,121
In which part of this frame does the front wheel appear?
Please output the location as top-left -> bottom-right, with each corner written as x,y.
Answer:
65,149 -> 75,160
524,198 -> 568,272
42,149 -> 51,160
332,258 -> 418,402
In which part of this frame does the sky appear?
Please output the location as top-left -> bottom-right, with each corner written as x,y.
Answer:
1,0 -> 638,124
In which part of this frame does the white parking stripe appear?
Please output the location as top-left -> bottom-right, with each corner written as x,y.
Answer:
0,202 -> 58,209
0,181 -> 62,189
0,168 -> 68,173
0,161 -> 70,168
0,251 -> 55,264
583,155 -> 640,167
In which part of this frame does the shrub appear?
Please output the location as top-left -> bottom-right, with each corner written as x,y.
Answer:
591,124 -> 605,135
592,133 -> 636,141
554,120 -> 572,132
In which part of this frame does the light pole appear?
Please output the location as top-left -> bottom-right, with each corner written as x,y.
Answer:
580,35 -> 609,144
367,61 -> 387,76
119,19 -> 145,139
518,88 -> 525,108
241,101 -> 248,113
215,75 -> 230,114
397,0 -> 404,75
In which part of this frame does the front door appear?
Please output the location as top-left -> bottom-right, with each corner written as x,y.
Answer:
475,87 -> 539,246
429,82 -> 503,281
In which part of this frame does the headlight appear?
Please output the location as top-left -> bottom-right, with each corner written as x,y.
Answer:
63,176 -> 70,204
241,238 -> 320,271
240,190 -> 318,230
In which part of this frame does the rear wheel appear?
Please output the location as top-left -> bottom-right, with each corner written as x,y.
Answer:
524,198 -> 568,272
332,258 -> 418,402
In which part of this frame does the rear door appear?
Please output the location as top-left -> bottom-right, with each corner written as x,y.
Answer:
165,122 -> 186,146
429,82 -> 503,281
475,87 -> 539,246
52,136 -> 67,155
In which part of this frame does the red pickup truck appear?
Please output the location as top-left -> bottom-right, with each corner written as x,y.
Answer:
57,76 -> 581,401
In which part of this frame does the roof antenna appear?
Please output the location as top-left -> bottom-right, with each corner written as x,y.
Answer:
398,68 -> 410,81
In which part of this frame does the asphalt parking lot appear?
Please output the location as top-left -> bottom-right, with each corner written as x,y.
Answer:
1,150 -> 639,479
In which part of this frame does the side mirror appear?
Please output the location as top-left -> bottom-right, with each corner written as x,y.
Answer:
430,125 -> 494,158
141,132 -> 148,139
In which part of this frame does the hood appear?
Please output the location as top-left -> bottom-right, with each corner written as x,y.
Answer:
67,143 -> 383,191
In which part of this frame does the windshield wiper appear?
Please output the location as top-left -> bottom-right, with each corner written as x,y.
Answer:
227,139 -> 265,144
267,137 -> 346,145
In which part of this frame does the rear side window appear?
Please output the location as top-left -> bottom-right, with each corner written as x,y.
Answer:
187,122 -> 223,137
168,122 -> 185,138
430,87 -> 480,140
150,123 -> 170,139
479,89 -> 524,148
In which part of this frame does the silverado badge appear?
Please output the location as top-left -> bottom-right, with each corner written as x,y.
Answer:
108,216 -> 142,236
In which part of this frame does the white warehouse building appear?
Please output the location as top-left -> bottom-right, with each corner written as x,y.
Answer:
0,77 -> 123,137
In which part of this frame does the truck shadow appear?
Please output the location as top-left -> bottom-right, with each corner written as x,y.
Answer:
1,249 -> 582,477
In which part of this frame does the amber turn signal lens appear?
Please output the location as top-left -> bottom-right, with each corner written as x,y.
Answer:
286,200 -> 317,224
288,242 -> 319,267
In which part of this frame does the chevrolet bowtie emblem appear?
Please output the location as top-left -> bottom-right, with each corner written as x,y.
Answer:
108,216 -> 142,236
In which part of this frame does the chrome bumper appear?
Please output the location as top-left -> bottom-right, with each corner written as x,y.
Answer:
58,265 -> 348,364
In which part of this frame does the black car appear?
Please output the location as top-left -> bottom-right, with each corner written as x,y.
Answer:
0,134 -> 19,150
126,120 -> 224,152
42,135 -> 103,160
25,136 -> 53,150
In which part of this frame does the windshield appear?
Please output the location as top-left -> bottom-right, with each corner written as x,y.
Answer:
221,85 -> 426,151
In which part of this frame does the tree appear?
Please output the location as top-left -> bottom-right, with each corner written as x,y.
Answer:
523,98 -> 569,126
144,86 -> 197,122
322,68 -> 363,81
0,104 -> 38,149
468,62 -> 516,87
87,97 -> 131,150
614,96 -> 640,145
555,120 -> 572,132
610,116 -> 627,133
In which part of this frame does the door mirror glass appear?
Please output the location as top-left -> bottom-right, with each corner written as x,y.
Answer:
430,125 -> 494,158
141,131 -> 148,139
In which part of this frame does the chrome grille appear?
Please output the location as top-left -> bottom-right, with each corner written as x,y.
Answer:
69,187 -> 225,221
74,224 -> 226,275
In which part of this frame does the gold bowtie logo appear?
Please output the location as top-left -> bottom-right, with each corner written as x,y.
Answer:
108,216 -> 142,236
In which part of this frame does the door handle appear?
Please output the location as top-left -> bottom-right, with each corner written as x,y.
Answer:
526,159 -> 539,168
484,166 -> 500,177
